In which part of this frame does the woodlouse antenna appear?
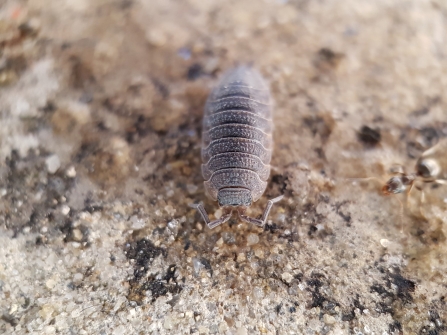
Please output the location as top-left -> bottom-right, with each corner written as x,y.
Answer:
189,203 -> 232,229
237,195 -> 284,227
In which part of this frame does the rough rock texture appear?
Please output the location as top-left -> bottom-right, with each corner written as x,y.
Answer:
1,0 -> 447,334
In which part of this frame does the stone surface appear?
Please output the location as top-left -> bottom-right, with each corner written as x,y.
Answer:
1,0 -> 447,334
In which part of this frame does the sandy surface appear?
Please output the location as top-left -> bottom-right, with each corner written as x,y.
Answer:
1,0 -> 447,334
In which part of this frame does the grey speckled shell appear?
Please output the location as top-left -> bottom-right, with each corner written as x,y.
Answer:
201,66 -> 273,203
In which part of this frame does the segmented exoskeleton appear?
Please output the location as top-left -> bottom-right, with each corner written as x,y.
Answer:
191,66 -> 283,229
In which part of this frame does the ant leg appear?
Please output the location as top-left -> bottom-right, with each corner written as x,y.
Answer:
394,196 -> 404,234
433,179 -> 447,186
345,177 -> 383,184
415,179 -> 447,219
238,195 -> 284,227
419,189 -> 428,220
190,203 -> 232,229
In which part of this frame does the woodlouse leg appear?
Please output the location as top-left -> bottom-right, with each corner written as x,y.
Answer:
238,195 -> 284,227
190,203 -> 232,229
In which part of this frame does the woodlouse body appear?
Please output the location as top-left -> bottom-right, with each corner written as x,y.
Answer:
192,66 -> 283,228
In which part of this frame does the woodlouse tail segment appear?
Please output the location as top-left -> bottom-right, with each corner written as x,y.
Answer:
238,195 -> 284,227
189,203 -> 232,229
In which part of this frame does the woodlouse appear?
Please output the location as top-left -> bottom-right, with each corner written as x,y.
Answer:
191,66 -> 283,229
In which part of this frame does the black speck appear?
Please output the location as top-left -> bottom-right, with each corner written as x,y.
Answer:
60,219 -> 90,244
197,257 -> 213,277
18,22 -> 39,38
289,306 -> 296,313
389,320 -> 402,333
187,63 -> 203,81
302,115 -> 333,142
271,174 -> 289,194
335,201 -> 351,224
375,302 -> 394,315
124,238 -> 166,281
164,264 -> 177,283
1,313 -> 18,326
152,78 -> 170,98
306,273 -> 336,310
294,273 -> 303,282
40,101 -> 56,113
370,283 -> 391,297
418,310 -> 446,335
390,270 -> 416,303
275,303 -> 283,315
264,222 -> 279,234
358,125 -> 381,146
83,198 -> 103,213
341,309 -> 355,321
308,225 -> 318,235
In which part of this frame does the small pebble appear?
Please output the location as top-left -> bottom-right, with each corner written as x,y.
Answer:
237,253 -> 246,262
45,279 -> 57,289
146,30 -> 166,46
61,205 -> 70,216
254,248 -> 264,258
380,239 -> 391,248
45,154 -> 61,174
163,315 -> 173,329
247,233 -> 260,246
130,215 -> 145,229
214,208 -> 223,219
72,229 -> 83,241
66,166 -> 76,178
281,272 -> 293,284
73,273 -> 83,283
186,184 -> 198,194
323,314 -> 336,324
215,237 -> 223,247
44,325 -> 56,334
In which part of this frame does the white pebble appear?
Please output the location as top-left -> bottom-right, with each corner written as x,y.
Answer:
214,208 -> 223,219
45,155 -> 61,174
45,279 -> 57,289
380,239 -> 391,248
66,166 -> 76,178
323,314 -> 336,324
72,229 -> 83,241
61,205 -> 70,216
73,273 -> 83,283
281,272 -> 293,283
163,315 -> 173,329
130,215 -> 145,229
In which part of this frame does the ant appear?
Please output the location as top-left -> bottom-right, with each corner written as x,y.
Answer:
351,138 -> 447,230
382,139 -> 447,196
